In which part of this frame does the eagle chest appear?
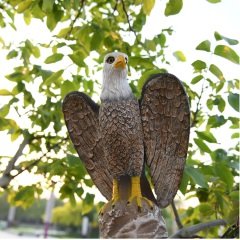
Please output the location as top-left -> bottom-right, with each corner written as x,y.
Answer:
99,99 -> 144,177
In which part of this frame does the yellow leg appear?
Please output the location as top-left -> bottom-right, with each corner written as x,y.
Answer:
128,176 -> 153,211
100,179 -> 119,215
112,178 -> 119,206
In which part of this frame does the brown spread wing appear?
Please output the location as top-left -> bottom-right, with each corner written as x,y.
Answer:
62,91 -> 112,200
140,73 -> 190,208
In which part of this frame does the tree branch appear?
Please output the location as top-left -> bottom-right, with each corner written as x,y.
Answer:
0,136 -> 31,188
120,0 -> 142,46
112,0 -> 119,15
221,218 -> 239,238
170,219 -> 227,238
191,78 -> 205,128
120,0 -> 135,33
11,137 -> 68,179
0,135 -> 68,188
171,201 -> 183,229
67,0 -> 85,39
120,0 -> 151,57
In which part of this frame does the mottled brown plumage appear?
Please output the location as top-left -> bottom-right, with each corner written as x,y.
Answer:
140,74 -> 190,207
99,98 -> 144,178
62,52 -> 190,209
63,92 -> 112,200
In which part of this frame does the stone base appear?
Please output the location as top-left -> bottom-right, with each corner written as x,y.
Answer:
99,199 -> 168,238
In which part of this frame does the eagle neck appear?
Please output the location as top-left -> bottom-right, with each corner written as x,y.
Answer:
100,70 -> 133,102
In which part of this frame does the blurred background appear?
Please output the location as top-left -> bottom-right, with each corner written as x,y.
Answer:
0,0 -> 239,238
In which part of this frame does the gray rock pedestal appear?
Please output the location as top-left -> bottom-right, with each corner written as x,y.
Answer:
99,199 -> 168,238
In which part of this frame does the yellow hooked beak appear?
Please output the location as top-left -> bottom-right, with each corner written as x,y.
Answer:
114,55 -> 126,69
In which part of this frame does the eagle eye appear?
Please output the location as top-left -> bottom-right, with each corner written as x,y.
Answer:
106,56 -> 115,64
125,57 -> 128,63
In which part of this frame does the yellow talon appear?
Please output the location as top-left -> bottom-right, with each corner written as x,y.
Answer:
127,176 -> 154,211
99,179 -> 119,215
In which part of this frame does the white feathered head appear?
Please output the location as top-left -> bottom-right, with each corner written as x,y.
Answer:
101,52 -> 132,101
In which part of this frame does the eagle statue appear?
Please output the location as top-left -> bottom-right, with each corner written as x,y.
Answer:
62,52 -> 190,211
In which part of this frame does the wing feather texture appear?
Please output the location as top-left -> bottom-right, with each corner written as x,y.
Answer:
62,92 -> 112,200
140,73 -> 190,208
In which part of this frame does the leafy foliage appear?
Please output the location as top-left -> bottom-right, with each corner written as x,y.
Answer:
0,0 -> 239,238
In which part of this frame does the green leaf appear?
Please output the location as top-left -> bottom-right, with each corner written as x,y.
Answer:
209,64 -> 224,81
143,0 -> 155,15
215,164 -> 233,191
228,93 -> 239,112
0,118 -> 19,132
60,184 -> 73,199
191,75 -> 203,84
12,81 -> 25,95
11,129 -> 21,141
44,70 -> 64,86
0,104 -> 10,117
158,33 -> 166,47
214,45 -> 239,64
23,10 -> 32,25
75,187 -> 84,198
47,14 -> 57,31
145,39 -> 156,51
207,99 -> 213,110
42,0 -> 54,13
201,165 -> 214,176
199,203 -> 214,216
228,117 -> 239,129
0,89 -> 12,96
192,60 -> 207,71
133,11 -> 146,31
6,72 -> 24,82
197,188 -> 209,202
67,154 -> 80,167
82,193 -> 94,215
84,179 -> 93,187
16,0 -> 32,13
32,46 -> 40,58
90,30 -> 104,51
49,161 -> 65,176
214,32 -> 238,45
69,53 -> 85,67
185,166 -> 208,188
45,53 -> 64,64
46,9 -> 63,31
173,50 -> 186,61
13,186 -> 35,208
61,80 -> 76,97
0,118 -> 9,131
196,40 -> 211,52
211,149 -> 227,162
216,81 -> 224,93
69,193 -> 76,206
57,27 -> 71,38
25,40 -> 40,58
229,191 -> 239,201
194,138 -> 211,153
62,0 -> 71,10
165,0 -> 183,16
179,171 -> 189,194
218,98 -> 225,112
207,0 -> 221,3
130,56 -> 156,69
196,131 -> 217,143
6,50 -> 18,59
207,115 -> 226,128
231,132 -> 239,139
